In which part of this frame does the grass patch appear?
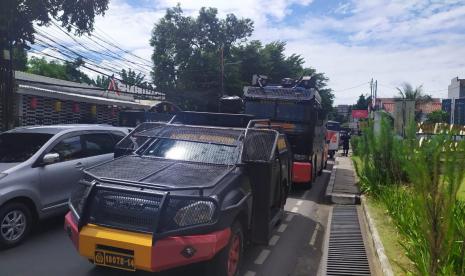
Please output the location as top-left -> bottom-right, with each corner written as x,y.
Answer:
365,196 -> 413,275
458,179 -> 465,201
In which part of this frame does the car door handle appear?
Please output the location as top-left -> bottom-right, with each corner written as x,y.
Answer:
75,162 -> 84,169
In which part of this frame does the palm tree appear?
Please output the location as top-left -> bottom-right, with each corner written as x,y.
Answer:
396,83 -> 433,121
396,83 -> 432,104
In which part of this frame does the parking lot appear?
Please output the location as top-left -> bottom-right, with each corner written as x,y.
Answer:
0,163 -> 332,276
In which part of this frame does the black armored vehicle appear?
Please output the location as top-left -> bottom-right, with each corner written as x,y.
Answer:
64,112 -> 292,276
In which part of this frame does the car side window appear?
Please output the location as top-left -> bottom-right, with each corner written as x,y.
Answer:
82,133 -> 115,157
111,132 -> 126,143
50,135 -> 84,162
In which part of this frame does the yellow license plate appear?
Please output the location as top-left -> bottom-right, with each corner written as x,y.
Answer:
94,249 -> 135,271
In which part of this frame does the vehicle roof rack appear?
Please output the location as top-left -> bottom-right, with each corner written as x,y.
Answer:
243,86 -> 321,104
170,111 -> 254,128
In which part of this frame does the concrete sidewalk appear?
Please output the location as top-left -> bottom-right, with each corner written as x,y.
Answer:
325,154 -> 361,204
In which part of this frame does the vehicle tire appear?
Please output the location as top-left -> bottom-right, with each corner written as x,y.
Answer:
0,202 -> 33,249
208,221 -> 244,276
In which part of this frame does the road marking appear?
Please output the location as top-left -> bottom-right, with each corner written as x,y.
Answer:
244,271 -> 256,276
301,190 -> 310,199
254,249 -> 271,265
296,200 -> 303,206
309,224 -> 321,246
269,235 -> 280,246
277,224 -> 288,233
291,207 -> 299,213
285,213 -> 295,222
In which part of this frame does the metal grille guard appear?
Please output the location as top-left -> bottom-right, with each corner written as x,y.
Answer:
74,181 -> 220,244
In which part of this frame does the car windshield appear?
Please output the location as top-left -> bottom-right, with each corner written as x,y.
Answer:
0,133 -> 54,163
142,138 -> 238,165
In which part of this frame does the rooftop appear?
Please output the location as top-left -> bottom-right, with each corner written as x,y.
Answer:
15,71 -> 164,109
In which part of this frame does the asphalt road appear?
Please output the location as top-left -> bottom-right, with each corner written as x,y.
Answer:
0,163 -> 332,276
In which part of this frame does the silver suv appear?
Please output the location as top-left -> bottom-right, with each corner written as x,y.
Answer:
0,125 -> 128,248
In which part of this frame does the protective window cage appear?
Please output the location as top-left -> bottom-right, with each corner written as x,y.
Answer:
115,122 -> 281,164
244,86 -> 321,103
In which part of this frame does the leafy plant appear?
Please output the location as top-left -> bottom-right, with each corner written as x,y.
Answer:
354,119 -> 465,275
353,117 -> 405,195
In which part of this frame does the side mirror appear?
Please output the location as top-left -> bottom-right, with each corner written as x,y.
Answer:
43,153 -> 60,165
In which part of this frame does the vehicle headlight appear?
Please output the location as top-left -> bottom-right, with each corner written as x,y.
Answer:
173,201 -> 216,227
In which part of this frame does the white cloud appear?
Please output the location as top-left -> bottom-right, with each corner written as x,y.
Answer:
33,0 -> 465,105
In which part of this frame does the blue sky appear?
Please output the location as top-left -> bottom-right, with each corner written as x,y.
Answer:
35,0 -> 465,104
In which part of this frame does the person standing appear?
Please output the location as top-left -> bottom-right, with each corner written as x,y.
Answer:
341,132 -> 350,156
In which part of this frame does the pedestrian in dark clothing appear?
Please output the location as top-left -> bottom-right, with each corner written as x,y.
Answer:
341,133 -> 350,156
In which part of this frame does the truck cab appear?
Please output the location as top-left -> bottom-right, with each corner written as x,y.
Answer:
64,113 -> 291,276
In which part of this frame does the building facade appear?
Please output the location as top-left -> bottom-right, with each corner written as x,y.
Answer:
376,97 -> 441,121
336,104 -> 351,120
0,71 -> 165,129
446,77 -> 465,124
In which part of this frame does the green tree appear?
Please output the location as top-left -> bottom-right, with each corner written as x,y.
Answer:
150,5 -> 334,113
93,75 -> 110,89
12,47 -> 27,71
354,94 -> 369,109
425,110 -> 449,124
65,57 -> 93,84
1,0 -> 109,46
26,56 -> 93,84
396,83 -> 432,105
120,69 -> 145,86
150,5 -> 253,92
397,83 -> 433,121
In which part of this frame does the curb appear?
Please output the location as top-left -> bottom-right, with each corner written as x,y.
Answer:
324,160 -> 337,201
361,196 -> 394,276
325,158 -> 360,204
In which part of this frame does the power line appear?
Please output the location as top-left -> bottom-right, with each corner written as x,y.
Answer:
50,21 -> 152,71
28,49 -> 158,93
31,33 -> 158,89
35,29 -> 150,76
378,82 -> 450,94
32,37 -> 124,76
333,82 -> 370,93
92,25 -> 153,65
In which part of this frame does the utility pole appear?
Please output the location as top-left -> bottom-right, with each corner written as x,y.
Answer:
0,3 -> 14,131
220,45 -> 224,98
370,78 -> 373,110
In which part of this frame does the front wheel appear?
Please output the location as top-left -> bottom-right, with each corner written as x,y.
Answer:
0,202 -> 33,249
208,221 -> 244,276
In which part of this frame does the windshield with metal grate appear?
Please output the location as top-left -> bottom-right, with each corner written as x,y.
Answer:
143,139 -> 239,165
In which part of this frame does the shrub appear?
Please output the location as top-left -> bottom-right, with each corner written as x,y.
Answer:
380,132 -> 465,275
353,117 -> 406,195
355,118 -> 465,275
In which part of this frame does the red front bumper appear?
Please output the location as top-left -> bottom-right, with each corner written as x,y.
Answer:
64,212 -> 230,272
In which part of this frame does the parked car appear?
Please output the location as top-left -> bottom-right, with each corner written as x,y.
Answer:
0,125 -> 128,248
65,116 -> 291,276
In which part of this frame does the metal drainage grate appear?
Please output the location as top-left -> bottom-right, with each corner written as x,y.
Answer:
326,205 -> 371,276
